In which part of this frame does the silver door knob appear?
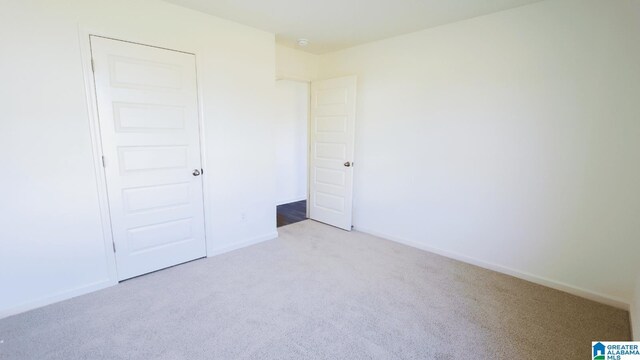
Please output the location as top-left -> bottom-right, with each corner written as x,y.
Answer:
344,162 -> 351,167
192,169 -> 201,176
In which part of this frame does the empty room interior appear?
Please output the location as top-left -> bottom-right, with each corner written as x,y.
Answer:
1,0 -> 640,359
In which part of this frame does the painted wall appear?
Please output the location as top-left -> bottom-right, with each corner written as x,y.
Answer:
275,44 -> 318,81
318,0 -> 640,307
274,80 -> 309,205
0,0 -> 277,317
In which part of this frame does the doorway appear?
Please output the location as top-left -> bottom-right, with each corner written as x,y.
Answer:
275,79 -> 309,227
90,36 -> 207,280
275,76 -> 357,230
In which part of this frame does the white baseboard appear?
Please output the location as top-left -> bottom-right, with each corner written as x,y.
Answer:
1,232 -> 280,320
208,231 -> 279,257
355,226 -> 630,311
276,196 -> 307,206
0,279 -> 115,320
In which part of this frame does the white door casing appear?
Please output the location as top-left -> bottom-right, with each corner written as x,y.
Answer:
309,76 -> 357,231
90,36 -> 206,280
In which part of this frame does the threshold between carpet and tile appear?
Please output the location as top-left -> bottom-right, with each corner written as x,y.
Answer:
0,220 -> 630,359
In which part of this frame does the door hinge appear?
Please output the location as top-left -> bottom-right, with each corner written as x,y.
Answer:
91,58 -> 95,72
101,156 -> 106,168
112,241 -> 116,253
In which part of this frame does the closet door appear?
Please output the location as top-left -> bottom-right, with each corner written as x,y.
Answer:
91,36 -> 206,280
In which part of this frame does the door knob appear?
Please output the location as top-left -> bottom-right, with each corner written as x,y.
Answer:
344,162 -> 352,167
192,169 -> 201,176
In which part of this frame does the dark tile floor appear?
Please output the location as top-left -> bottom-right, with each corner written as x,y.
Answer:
277,200 -> 307,227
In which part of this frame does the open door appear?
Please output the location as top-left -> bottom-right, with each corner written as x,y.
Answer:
309,76 -> 357,231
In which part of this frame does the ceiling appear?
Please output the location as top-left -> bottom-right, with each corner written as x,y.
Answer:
163,0 -> 544,54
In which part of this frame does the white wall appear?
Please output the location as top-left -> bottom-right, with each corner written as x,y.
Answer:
273,45 -> 317,205
276,44 -> 319,81
0,0 -> 277,317
318,0 -> 640,307
275,80 -> 309,205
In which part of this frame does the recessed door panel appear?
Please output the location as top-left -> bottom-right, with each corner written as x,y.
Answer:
118,146 -> 188,173
109,56 -> 183,90
315,116 -> 347,133
123,183 -> 191,213
127,218 -> 193,253
114,103 -> 186,131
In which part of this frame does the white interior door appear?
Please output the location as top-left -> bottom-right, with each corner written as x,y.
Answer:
90,36 -> 206,280
309,76 -> 357,231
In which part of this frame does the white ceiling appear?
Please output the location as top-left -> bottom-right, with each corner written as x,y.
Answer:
163,0 -> 544,54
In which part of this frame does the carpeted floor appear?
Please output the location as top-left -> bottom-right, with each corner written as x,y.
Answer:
0,220 -> 630,359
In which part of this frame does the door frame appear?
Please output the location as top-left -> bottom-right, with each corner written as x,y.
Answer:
78,26 -> 212,285
274,75 -> 358,228
274,76 -> 312,219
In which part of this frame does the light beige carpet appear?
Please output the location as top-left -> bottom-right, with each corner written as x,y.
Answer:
0,220 -> 630,359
